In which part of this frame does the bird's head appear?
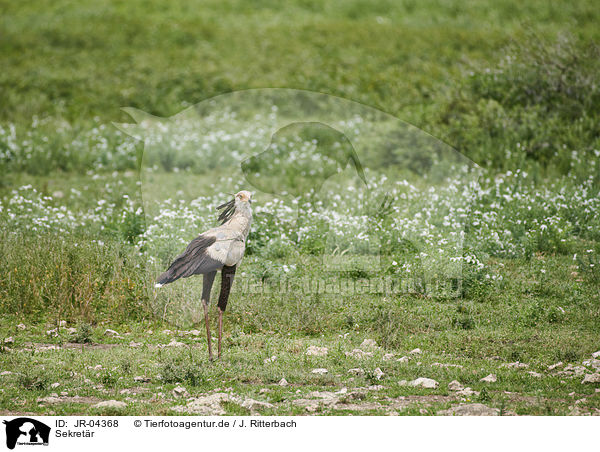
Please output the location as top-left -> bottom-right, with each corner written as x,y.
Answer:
217,190 -> 253,224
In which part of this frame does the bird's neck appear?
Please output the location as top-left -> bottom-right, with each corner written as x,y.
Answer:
227,209 -> 252,238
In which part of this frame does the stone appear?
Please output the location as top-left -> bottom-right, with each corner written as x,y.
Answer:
373,368 -> 385,380
348,368 -> 364,376
345,349 -> 373,359
400,377 -> 438,389
397,356 -> 410,363
592,351 -> 600,359
480,374 -> 497,383
66,328 -> 77,334
1,371 -> 13,376
457,387 -> 479,396
311,368 -> 328,375
528,371 -> 543,378
16,324 -> 26,330
548,362 -> 564,371
278,378 -> 289,386
50,382 -> 60,388
582,374 -> 600,384
448,380 -> 464,391
240,398 -> 275,411
129,341 -> 142,348
263,356 -> 277,364
432,362 -> 464,369
411,377 -> 438,389
171,393 -> 229,415
94,400 -> 127,409
46,328 -> 58,337
360,339 -> 378,348
3,337 -> 14,344
438,403 -> 499,416
501,362 -> 529,369
383,353 -> 395,361
409,348 -> 422,355
165,339 -> 185,347
172,386 -> 189,398
104,329 -> 120,337
306,346 -> 328,356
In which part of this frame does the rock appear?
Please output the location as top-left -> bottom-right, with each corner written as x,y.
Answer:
129,341 -> 142,348
188,330 -> 201,336
448,380 -> 464,391
411,377 -> 438,389
438,403 -> 499,416
383,353 -> 395,361
58,320 -> 67,327
432,362 -> 464,369
335,387 -> 348,394
345,349 -> 373,359
501,362 -> 529,369
306,346 -> 328,356
293,391 -> 339,410
278,378 -> 288,386
50,382 -> 60,388
162,329 -> 173,335
172,386 -> 189,398
409,348 -> 422,355
558,365 -> 587,377
348,368 -> 364,375
104,329 -> 120,337
263,356 -> 277,364
311,368 -> 328,375
94,400 -> 127,409
373,368 -> 385,380
66,328 -> 77,334
368,385 -> 384,391
259,388 -> 270,394
166,339 -> 185,347
1,371 -> 13,376
480,374 -> 497,383
583,359 -> 600,371
3,337 -> 14,344
397,356 -> 410,363
528,371 -> 543,378
589,350 -> 600,359
548,362 -> 564,371
46,328 -> 58,337
400,377 -> 439,389
582,374 -> 600,384
457,387 -> 479,396
37,396 -> 62,404
240,397 -> 275,411
360,339 -> 378,348
16,324 -> 26,330
171,393 -> 229,415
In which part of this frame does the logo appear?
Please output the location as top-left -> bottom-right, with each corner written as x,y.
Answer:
3,418 -> 50,449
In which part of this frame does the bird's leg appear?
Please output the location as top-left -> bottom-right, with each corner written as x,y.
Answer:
203,302 -> 212,361
217,265 -> 237,359
218,308 -> 223,358
202,271 -> 217,361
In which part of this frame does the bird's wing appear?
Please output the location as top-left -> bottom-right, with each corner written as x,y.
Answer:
204,227 -> 247,267
156,233 -> 223,285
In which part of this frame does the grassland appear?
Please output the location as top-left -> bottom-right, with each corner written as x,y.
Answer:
0,0 -> 599,415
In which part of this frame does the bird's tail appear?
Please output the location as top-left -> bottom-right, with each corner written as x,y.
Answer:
155,269 -> 178,287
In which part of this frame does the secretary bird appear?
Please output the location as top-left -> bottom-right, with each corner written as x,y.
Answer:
154,190 -> 252,360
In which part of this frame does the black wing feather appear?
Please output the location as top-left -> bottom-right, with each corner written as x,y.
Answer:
156,235 -> 222,285
217,198 -> 236,224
